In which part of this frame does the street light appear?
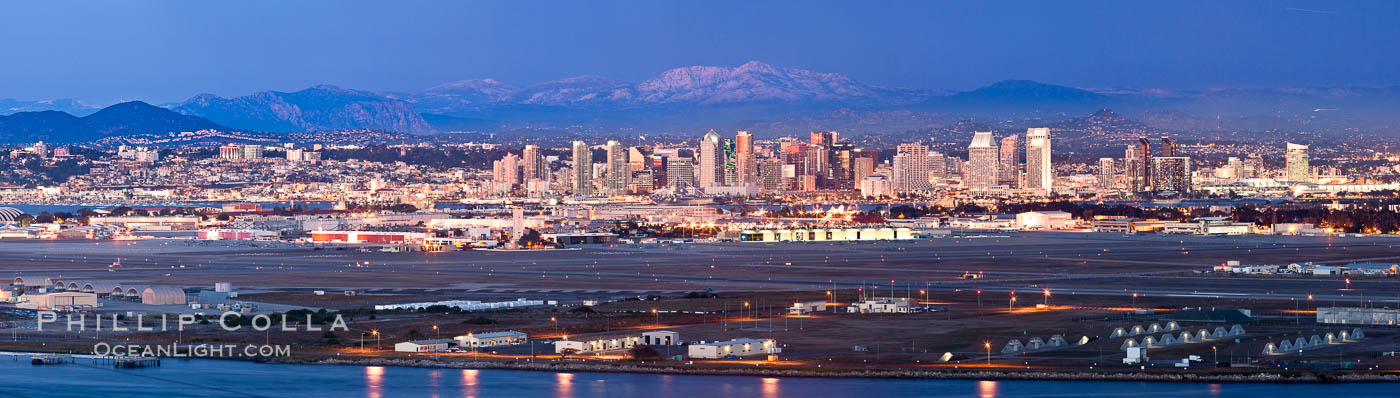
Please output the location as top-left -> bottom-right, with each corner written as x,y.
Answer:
1043,288 -> 1051,306
984,341 -> 991,364
652,308 -> 659,326
551,316 -> 558,336
372,329 -> 380,350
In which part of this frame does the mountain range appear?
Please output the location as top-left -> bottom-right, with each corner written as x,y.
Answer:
4,61 -> 1400,141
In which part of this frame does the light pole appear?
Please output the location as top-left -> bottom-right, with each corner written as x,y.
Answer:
360,332 -> 367,352
1009,292 -> 1017,311
433,325 -> 440,360
984,341 -> 991,364
551,316 -> 558,336
1043,288 -> 1051,306
1212,345 -> 1218,364
652,308 -> 659,326
372,329 -> 380,350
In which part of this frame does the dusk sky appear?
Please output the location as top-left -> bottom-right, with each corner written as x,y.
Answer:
3,0 -> 1397,104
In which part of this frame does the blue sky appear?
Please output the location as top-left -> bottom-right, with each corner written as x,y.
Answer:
2,1 -> 1396,104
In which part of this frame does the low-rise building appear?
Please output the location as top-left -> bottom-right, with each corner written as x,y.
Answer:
20,292 -> 98,310
1163,217 -> 1251,236
687,338 -> 779,359
394,339 -> 455,353
456,331 -> 527,348
1015,211 -> 1075,230
554,335 -> 641,354
789,300 -> 828,315
847,298 -> 911,314
642,331 -> 681,346
1317,307 -> 1400,326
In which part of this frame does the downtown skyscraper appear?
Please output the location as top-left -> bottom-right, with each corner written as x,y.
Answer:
735,130 -> 756,185
892,143 -> 933,193
571,141 -> 593,195
697,130 -> 724,188
1024,128 -> 1052,191
966,131 -> 999,190
605,140 -> 629,194
1286,142 -> 1311,183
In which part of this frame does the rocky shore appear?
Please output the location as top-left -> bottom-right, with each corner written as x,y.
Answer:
285,357 -> 1400,383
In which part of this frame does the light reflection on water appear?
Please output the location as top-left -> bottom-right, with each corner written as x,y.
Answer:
364,366 -> 384,398
978,380 -> 999,398
556,372 -> 575,398
461,369 -> 479,398
761,377 -> 780,398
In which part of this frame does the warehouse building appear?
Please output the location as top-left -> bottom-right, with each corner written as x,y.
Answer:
687,338 -> 779,359
642,331 -> 681,346
395,339 -> 455,353
739,227 -> 914,242
311,231 -> 430,244
21,292 -> 98,310
1015,211 -> 1075,230
456,331 -> 527,348
140,286 -> 188,305
1318,307 -> 1400,326
554,335 -> 641,354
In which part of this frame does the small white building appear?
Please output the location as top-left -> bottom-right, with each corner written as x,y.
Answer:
789,300 -> 828,315
554,335 -> 641,353
642,330 -> 681,346
456,331 -> 527,348
687,338 -> 779,359
1016,211 -> 1075,230
394,339 -> 454,353
846,298 -> 910,314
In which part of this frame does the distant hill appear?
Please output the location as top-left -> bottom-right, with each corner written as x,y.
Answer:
174,85 -> 436,134
920,80 -> 1117,116
0,101 -> 227,143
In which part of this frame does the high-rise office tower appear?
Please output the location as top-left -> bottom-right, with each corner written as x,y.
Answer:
893,143 -> 933,193
967,131 -> 999,190
999,135 -> 1020,186
1024,128 -> 1052,191
605,140 -> 629,194
1160,136 -> 1177,157
810,131 -> 835,182
759,158 -> 784,191
521,145 -> 547,182
1285,142 -> 1310,183
492,153 -> 521,194
1134,137 -> 1152,191
735,130 -> 756,185
571,141 -> 593,195
1150,157 -> 1191,193
852,151 -> 876,183
698,130 -> 724,188
666,157 -> 694,188
928,152 -> 947,181
1098,157 -> 1115,190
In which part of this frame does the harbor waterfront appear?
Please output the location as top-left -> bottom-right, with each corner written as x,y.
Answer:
0,357 -> 1394,398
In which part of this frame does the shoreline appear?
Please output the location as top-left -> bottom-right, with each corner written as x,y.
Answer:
278,357 -> 1400,383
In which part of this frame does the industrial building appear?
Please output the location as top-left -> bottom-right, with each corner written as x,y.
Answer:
1162,217 -> 1251,235
738,227 -> 914,242
1015,211 -> 1075,230
1317,307 -> 1400,326
88,215 -> 200,231
847,298 -> 911,314
310,231 -> 430,244
642,331 -> 681,346
394,339 -> 455,353
20,292 -> 97,310
554,335 -> 641,354
687,338 -> 779,359
455,331 -> 527,348
789,301 -> 828,315
198,229 -> 279,240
